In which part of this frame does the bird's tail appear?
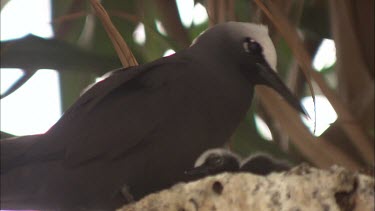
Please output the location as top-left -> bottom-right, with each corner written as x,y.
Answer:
1,134 -> 42,173
1,159 -> 63,210
1,135 -> 64,210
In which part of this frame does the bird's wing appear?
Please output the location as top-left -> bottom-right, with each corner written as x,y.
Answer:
26,56 -> 192,167
50,65 -> 147,129
1,135 -> 42,172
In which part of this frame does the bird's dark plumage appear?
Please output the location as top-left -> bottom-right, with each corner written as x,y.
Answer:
187,148 -> 292,177
1,22 -> 304,210
240,152 -> 291,175
185,148 -> 241,177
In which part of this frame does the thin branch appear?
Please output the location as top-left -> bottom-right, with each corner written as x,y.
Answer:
254,0 -> 374,164
89,0 -> 138,67
257,87 -> 361,170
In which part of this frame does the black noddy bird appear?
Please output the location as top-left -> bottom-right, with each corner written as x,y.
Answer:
186,148 -> 291,177
185,148 -> 241,177
1,22 -> 306,210
240,152 -> 291,175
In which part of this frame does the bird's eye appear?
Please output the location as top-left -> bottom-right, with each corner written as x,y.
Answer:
207,155 -> 224,166
212,157 -> 223,166
243,37 -> 263,54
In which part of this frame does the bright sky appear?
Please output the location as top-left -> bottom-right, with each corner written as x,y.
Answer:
313,39 -> 336,71
0,0 -> 337,138
302,95 -> 337,136
0,0 -> 61,136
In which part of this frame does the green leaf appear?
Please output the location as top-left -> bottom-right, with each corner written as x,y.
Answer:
1,35 -> 120,74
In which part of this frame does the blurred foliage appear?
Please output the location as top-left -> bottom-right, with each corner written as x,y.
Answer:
1,0 -> 373,170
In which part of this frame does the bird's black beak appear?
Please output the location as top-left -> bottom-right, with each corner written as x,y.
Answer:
255,63 -> 309,117
184,165 -> 210,176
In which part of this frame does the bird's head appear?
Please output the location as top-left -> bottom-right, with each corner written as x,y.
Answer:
185,148 -> 241,176
191,22 -> 308,116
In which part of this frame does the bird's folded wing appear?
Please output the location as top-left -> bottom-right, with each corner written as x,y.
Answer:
1,135 -> 42,172
24,56 -> 192,167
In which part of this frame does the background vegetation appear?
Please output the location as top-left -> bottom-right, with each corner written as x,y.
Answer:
1,0 -> 373,171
